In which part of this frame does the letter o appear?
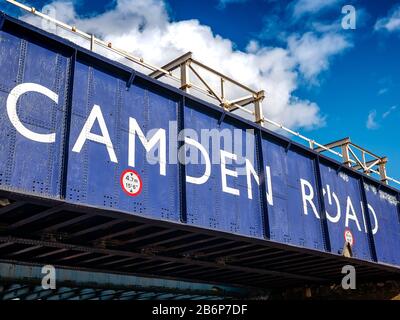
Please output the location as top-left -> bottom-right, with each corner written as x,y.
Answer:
326,192 -> 341,223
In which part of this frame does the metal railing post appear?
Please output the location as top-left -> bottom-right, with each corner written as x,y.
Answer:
254,91 -> 264,125
180,61 -> 190,93
341,143 -> 351,167
379,157 -> 388,185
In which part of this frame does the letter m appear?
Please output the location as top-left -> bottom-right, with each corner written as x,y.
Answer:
129,117 -> 166,176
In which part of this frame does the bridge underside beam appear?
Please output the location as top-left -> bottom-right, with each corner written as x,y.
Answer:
0,191 -> 399,295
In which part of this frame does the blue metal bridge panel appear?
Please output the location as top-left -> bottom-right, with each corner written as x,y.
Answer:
319,163 -> 372,260
364,183 -> 400,265
0,28 -> 70,198
262,138 -> 325,251
66,61 -> 180,221
184,106 -> 264,238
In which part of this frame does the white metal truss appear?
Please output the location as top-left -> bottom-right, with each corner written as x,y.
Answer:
315,137 -> 389,184
149,52 -> 265,123
5,0 -> 400,187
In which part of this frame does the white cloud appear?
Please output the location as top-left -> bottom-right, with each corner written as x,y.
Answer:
382,105 -> 397,119
375,5 -> 400,32
245,40 -> 260,53
21,0 -> 350,130
288,32 -> 350,81
378,88 -> 388,95
366,106 -> 397,129
292,0 -> 342,19
366,110 -> 379,130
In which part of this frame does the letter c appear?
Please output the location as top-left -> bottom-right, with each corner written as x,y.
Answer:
7,83 -> 58,143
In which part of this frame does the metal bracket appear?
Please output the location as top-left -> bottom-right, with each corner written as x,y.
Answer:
126,70 -> 137,90
396,193 -> 400,224
359,176 -> 378,262
255,128 -> 271,240
0,14 -> 5,30
0,198 -> 11,207
285,141 -> 292,153
314,155 -> 332,253
218,110 -> 227,126
342,241 -> 353,258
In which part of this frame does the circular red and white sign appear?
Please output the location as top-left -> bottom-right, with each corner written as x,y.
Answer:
344,228 -> 354,247
120,169 -> 142,196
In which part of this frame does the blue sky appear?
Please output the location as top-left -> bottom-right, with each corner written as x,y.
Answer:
1,0 -> 400,184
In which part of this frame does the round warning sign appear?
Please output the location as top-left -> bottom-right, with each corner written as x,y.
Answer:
120,169 -> 142,196
344,228 -> 354,247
